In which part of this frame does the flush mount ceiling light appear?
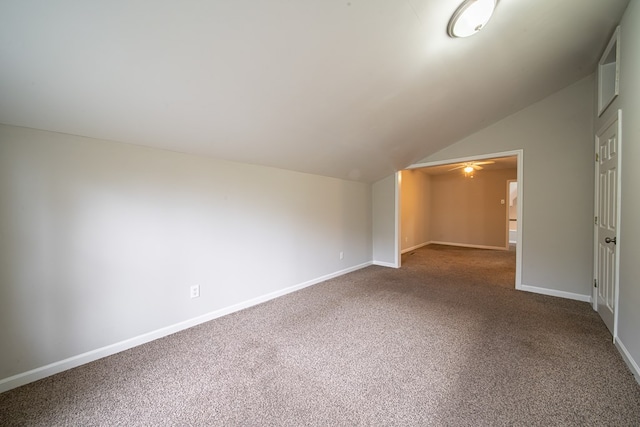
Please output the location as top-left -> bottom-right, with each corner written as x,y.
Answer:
448,0 -> 497,38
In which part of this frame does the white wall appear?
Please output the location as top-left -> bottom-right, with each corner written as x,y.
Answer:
372,174 -> 397,266
0,125 -> 372,389
597,0 -> 640,381
417,76 -> 595,300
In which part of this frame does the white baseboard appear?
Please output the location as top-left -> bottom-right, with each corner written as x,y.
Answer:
615,338 -> 640,386
429,241 -> 507,251
0,261 -> 372,394
372,260 -> 399,268
401,242 -> 430,254
518,284 -> 592,303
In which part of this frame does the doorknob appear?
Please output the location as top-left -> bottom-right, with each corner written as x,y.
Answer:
605,236 -> 617,244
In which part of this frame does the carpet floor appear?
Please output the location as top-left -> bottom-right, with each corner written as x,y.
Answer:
1,244 -> 639,426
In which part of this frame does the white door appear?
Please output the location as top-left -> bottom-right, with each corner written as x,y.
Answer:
594,111 -> 621,337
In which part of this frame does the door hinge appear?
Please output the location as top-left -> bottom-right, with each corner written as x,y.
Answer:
596,152 -> 599,162
594,279 -> 598,288
595,216 -> 598,225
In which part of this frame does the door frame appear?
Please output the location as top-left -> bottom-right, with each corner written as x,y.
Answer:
593,109 -> 622,341
404,149 -> 523,289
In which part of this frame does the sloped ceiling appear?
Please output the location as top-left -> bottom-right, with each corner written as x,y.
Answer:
0,0 -> 630,182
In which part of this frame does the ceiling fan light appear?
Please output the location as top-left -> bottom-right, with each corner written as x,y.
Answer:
448,0 -> 496,38
464,166 -> 475,173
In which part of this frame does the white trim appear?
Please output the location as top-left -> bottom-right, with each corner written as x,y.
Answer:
394,172 -> 401,268
406,150 -> 522,171
0,261 -> 372,394
401,242 -> 430,254
428,241 -> 507,251
597,26 -> 620,116
614,111 -> 622,339
405,149 -> 524,291
514,151 -> 524,291
593,116 -> 601,310
373,261 -> 399,268
519,284 -> 592,303
615,338 -> 640,386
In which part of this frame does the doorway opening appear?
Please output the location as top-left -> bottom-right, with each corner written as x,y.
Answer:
507,180 -> 518,245
399,150 -> 523,290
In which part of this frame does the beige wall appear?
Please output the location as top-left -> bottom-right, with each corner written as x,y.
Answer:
400,170 -> 430,252
429,169 -> 516,249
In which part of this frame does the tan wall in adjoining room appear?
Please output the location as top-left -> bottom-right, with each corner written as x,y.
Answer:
400,169 -> 431,252
429,169 -> 517,248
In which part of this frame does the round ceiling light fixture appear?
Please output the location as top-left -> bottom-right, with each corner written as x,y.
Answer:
448,0 -> 497,38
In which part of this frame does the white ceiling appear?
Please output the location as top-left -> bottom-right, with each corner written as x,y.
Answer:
0,0 -> 629,182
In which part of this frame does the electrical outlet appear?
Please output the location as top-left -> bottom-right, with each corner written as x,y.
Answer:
190,285 -> 200,299
339,251 -> 344,260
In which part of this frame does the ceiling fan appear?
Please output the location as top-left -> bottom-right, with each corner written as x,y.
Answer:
448,161 -> 495,174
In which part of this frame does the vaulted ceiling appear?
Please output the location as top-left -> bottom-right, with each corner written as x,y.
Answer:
0,0 -> 630,182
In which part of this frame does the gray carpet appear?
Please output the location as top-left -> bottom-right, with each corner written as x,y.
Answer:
1,244 -> 639,426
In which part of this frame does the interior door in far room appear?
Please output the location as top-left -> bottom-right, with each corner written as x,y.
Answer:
507,180 -> 517,244
595,111 -> 621,338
